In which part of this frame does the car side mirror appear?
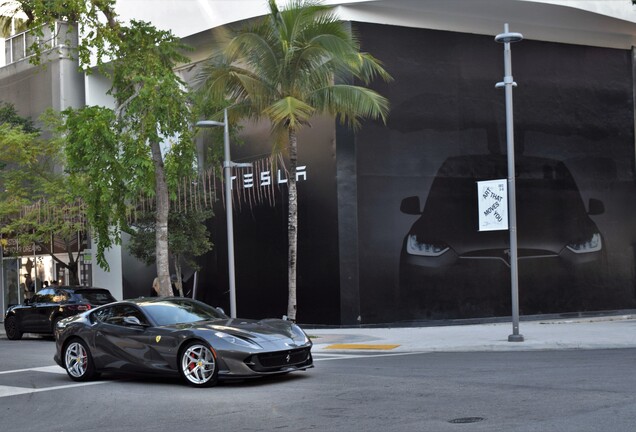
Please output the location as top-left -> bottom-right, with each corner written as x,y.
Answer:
400,196 -> 422,215
24,299 -> 31,306
588,198 -> 604,216
216,307 -> 226,316
123,316 -> 146,327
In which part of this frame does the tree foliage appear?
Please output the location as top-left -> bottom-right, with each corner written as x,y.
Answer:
196,0 -> 392,320
7,0 -> 198,296
0,103 -> 85,285
127,208 -> 213,296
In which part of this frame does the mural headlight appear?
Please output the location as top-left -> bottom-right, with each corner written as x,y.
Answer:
566,233 -> 602,254
406,235 -> 449,256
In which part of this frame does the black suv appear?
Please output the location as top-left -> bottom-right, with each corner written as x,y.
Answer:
4,286 -> 116,340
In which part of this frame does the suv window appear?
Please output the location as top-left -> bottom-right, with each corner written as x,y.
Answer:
32,288 -> 55,303
72,289 -> 116,305
52,290 -> 70,303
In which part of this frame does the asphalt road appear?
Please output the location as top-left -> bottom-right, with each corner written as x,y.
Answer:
1,336 -> 635,432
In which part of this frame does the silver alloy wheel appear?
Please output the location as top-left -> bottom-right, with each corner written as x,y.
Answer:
65,342 -> 88,378
181,344 -> 216,385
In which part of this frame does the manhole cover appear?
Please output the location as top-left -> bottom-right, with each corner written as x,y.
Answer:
448,417 -> 485,424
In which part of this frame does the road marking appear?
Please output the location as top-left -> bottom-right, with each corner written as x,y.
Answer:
314,351 -> 425,361
0,351 -> 423,397
0,365 -> 65,375
324,343 -> 400,350
0,381 -> 104,398
0,365 -> 105,398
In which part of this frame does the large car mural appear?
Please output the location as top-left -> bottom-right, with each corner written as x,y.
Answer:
399,154 -> 606,319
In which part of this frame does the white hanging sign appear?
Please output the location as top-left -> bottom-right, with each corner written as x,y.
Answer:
477,179 -> 508,231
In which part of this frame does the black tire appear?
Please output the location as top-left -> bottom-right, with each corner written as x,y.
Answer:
4,316 -> 23,340
63,339 -> 97,382
178,341 -> 218,388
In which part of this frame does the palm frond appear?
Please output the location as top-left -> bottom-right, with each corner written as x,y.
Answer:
196,0 -> 393,135
264,96 -> 315,130
311,84 -> 390,130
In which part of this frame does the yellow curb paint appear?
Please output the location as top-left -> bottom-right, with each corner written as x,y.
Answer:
325,344 -> 400,350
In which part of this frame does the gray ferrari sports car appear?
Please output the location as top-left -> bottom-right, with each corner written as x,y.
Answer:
53,297 -> 313,387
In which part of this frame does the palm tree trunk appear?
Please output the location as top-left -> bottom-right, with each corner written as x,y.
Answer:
150,140 -> 172,296
287,129 -> 298,321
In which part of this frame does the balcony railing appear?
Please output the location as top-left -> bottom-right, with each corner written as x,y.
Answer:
1,21 -> 76,68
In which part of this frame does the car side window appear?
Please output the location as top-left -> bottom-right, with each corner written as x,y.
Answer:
92,306 -> 114,323
52,290 -> 70,303
32,288 -> 55,303
102,305 -> 149,326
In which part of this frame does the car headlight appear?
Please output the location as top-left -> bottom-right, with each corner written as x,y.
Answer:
214,331 -> 262,350
566,233 -> 602,254
406,234 -> 449,256
290,324 -> 310,345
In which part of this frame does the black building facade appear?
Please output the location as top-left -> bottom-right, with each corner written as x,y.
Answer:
193,21 -> 636,326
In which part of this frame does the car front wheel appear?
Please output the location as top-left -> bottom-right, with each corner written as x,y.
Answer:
64,339 -> 96,382
179,341 -> 218,387
4,316 -> 23,340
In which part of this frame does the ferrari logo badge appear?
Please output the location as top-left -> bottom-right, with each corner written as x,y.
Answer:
286,354 -> 291,363
155,336 -> 162,343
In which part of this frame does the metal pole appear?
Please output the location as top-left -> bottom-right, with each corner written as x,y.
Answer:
222,108 -> 238,318
197,113 -> 252,318
496,23 -> 524,342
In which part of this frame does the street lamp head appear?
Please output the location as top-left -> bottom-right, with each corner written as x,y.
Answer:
495,32 -> 523,44
196,120 -> 225,128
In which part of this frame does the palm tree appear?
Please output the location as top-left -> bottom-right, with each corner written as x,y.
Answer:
197,0 -> 392,321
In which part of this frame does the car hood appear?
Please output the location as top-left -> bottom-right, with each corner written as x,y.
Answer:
174,318 -> 298,343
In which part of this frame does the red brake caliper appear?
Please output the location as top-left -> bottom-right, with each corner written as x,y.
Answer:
188,352 -> 197,371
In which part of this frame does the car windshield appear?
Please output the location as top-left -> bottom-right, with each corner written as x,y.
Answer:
141,299 -> 227,326
72,290 -> 116,305
422,155 -> 587,230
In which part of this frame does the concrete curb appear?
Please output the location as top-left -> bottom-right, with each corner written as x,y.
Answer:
309,315 -> 636,353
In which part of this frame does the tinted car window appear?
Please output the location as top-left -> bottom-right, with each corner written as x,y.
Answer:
53,290 -> 70,303
32,288 -> 55,303
92,306 -> 115,323
71,289 -> 116,305
142,300 -> 226,326
93,304 -> 148,326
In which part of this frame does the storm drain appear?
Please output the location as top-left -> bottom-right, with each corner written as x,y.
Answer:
448,417 -> 485,424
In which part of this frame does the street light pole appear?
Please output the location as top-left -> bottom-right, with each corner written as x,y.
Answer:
495,23 -> 524,342
197,109 -> 251,318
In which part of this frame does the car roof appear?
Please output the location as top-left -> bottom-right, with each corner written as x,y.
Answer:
55,286 -> 112,293
118,297 -> 198,306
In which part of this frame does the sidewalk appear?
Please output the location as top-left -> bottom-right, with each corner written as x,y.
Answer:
308,314 -> 636,353
2,314 -> 634,353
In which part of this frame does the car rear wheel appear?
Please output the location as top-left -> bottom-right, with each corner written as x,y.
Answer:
179,341 -> 218,387
4,316 -> 23,340
64,339 -> 96,382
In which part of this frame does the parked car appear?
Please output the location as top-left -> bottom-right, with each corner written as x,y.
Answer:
399,154 -> 605,317
4,286 -> 116,340
54,297 -> 314,387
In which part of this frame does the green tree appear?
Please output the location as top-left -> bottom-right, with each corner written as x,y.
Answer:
197,0 -> 392,321
127,209 -> 213,296
0,104 -> 85,285
7,0 -> 197,296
